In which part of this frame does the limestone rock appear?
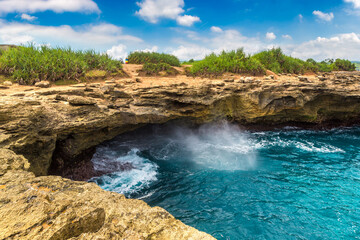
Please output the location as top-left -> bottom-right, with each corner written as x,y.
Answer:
0,170 -> 214,240
0,149 -> 30,176
298,76 -> 309,82
35,81 -> 51,88
3,81 -> 12,86
68,96 -> 97,106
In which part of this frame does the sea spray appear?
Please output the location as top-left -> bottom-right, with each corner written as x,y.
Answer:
173,122 -> 257,170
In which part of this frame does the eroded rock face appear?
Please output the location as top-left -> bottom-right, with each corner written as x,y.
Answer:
1,72 -> 360,176
0,170 -> 214,240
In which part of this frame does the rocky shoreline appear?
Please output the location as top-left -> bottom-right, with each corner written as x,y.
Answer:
1,68 -> 360,239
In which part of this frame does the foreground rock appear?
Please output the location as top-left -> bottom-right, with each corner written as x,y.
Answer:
0,170 -> 213,240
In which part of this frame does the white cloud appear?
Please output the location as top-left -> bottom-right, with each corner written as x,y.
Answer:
21,13 -> 37,21
172,45 -> 212,60
171,29 -> 264,60
313,10 -> 334,22
140,46 -> 159,52
136,0 -> 200,26
286,33 -> 360,60
176,15 -> 200,26
266,32 -> 276,41
0,20 -> 142,49
282,34 -> 292,40
0,0 -> 100,14
210,26 -> 223,33
298,14 -> 303,22
106,44 -> 127,60
344,0 -> 360,8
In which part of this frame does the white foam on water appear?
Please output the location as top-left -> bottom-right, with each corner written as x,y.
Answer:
255,137 -> 344,153
175,122 -> 258,171
91,148 -> 158,195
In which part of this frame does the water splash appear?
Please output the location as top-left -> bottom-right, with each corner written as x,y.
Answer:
173,122 -> 257,171
90,148 -> 158,195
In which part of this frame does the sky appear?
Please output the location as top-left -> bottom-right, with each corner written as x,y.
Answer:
0,0 -> 360,61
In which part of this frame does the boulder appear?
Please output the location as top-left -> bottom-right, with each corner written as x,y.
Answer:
35,81 -> 51,88
68,96 -> 97,106
0,149 -> 30,176
3,81 -> 12,86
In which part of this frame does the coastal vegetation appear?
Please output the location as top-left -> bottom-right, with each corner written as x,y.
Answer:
128,51 -> 181,66
138,62 -> 178,76
0,45 -> 125,85
189,49 -> 266,77
189,48 -> 356,77
352,61 -> 360,71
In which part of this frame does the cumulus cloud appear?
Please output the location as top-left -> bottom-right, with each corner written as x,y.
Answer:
136,0 -> 200,26
171,45 -> 212,60
0,20 -> 142,49
210,26 -> 223,33
266,32 -> 276,41
286,33 -> 360,60
171,29 -> 264,60
21,13 -> 37,21
0,0 -> 100,14
176,15 -> 200,26
282,34 -> 292,40
344,0 -> 360,8
313,10 -> 334,22
106,44 -> 127,60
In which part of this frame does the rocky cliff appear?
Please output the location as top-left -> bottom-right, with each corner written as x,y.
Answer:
1,68 -> 360,239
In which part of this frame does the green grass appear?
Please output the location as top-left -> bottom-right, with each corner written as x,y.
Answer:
189,49 -> 265,77
138,63 -> 178,76
189,48 -> 356,78
128,51 -> 181,67
0,45 -> 125,85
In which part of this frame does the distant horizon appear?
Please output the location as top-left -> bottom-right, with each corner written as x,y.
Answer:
1,0 -> 360,61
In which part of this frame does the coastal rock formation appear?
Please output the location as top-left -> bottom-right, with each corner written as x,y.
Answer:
1,71 -> 360,176
1,69 -> 360,239
0,170 -> 213,239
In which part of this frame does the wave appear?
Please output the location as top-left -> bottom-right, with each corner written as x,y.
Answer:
90,148 -> 158,195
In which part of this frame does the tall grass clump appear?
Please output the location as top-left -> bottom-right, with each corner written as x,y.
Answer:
189,49 -> 265,77
253,48 -> 356,74
138,63 -> 178,76
128,51 -> 181,66
0,45 -> 124,85
252,48 -> 311,74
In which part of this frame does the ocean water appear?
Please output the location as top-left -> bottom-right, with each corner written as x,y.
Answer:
90,122 -> 360,239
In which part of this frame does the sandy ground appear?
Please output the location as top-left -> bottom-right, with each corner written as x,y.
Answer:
0,64 -> 322,94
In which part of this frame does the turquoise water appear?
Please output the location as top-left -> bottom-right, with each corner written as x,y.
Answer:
90,122 -> 360,239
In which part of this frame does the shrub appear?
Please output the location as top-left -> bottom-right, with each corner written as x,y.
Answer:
138,63 -> 178,76
253,48 -> 311,74
128,52 -> 180,66
0,45 -> 124,85
189,49 -> 266,77
332,59 -> 356,71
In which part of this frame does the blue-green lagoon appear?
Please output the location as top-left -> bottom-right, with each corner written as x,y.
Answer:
90,122 -> 360,239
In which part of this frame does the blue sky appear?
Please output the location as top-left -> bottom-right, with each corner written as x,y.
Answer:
0,0 -> 360,60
